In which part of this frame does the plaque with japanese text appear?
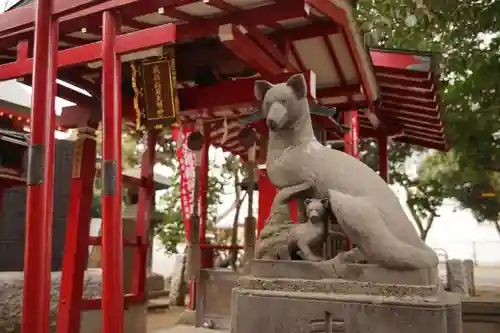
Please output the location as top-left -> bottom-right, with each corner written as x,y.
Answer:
131,47 -> 180,131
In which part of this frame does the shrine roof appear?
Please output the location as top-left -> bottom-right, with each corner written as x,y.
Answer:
0,0 -> 448,158
364,48 -> 447,151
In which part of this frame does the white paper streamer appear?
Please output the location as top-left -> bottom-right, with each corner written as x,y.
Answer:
248,142 -> 257,162
176,125 -> 183,150
221,117 -> 228,144
196,118 -> 203,134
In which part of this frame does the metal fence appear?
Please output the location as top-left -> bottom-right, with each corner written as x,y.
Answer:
433,240 -> 500,266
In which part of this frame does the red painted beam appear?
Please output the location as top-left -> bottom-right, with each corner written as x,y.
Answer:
374,66 -> 431,80
0,23 -> 176,80
20,77 -> 97,108
403,129 -> 445,142
378,111 -> 443,127
364,114 -> 444,135
380,102 -> 439,116
0,0 -> 307,50
370,49 -> 432,72
0,0 -> 108,35
220,23 -> 284,79
376,75 -> 434,91
271,21 -> 342,42
380,85 -> 435,100
174,72 -> 359,111
243,25 -> 297,72
305,0 -> 386,137
176,0 -> 309,41
380,94 -> 438,110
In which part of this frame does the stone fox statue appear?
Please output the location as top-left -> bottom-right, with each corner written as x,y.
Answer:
280,198 -> 329,261
254,74 -> 438,270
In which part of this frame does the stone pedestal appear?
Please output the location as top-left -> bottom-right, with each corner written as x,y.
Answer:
447,259 -> 469,296
231,260 -> 462,333
88,205 -> 165,294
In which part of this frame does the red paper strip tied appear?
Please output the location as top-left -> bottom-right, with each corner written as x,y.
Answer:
172,126 -> 197,240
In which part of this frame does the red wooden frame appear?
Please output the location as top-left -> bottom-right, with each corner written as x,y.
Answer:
21,0 -> 58,332
100,11 -> 124,333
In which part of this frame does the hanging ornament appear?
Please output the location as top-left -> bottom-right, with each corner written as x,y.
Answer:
405,14 -> 417,27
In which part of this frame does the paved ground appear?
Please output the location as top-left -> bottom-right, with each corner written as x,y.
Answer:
152,325 -> 226,333
473,265 -> 500,287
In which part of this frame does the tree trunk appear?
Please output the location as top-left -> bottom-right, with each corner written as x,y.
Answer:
168,246 -> 188,306
406,198 -> 434,241
230,170 -> 242,269
494,221 -> 500,237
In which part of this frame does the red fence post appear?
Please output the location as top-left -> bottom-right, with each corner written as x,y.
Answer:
22,0 -> 58,332
343,110 -> 359,158
56,127 -> 97,333
101,10 -> 124,333
378,134 -> 389,182
131,130 -> 158,299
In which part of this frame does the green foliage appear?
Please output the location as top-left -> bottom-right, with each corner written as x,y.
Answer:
356,0 -> 500,234
155,155 -> 228,254
360,139 -> 443,239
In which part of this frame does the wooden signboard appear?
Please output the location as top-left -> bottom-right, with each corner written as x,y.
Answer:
131,47 -> 180,131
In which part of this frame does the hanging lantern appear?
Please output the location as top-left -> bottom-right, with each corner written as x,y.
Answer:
131,46 -> 181,132
187,131 -> 204,151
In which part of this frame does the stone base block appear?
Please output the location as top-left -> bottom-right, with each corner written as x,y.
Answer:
146,272 -> 165,293
231,260 -> 462,333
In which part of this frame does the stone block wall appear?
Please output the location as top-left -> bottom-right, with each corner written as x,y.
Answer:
0,139 -> 74,271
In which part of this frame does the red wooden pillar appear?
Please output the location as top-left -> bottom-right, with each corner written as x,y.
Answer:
22,0 -> 58,332
378,134 -> 389,182
256,169 -> 298,236
343,110 -> 359,158
342,110 -> 359,250
257,169 -> 277,236
101,11 -> 124,333
56,127 -> 97,333
131,130 -> 157,300
199,125 -> 213,269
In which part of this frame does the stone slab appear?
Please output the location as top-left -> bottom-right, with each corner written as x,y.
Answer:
250,260 -> 438,286
447,259 -> 469,296
196,269 -> 239,329
232,260 -> 461,333
232,286 -> 462,333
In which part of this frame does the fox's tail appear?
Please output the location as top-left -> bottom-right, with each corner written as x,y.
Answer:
328,190 -> 438,270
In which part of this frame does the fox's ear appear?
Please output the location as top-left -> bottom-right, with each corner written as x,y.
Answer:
286,73 -> 307,99
254,80 -> 273,101
320,198 -> 329,207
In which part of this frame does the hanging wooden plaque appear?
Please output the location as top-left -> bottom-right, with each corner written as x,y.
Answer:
132,47 -> 180,131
